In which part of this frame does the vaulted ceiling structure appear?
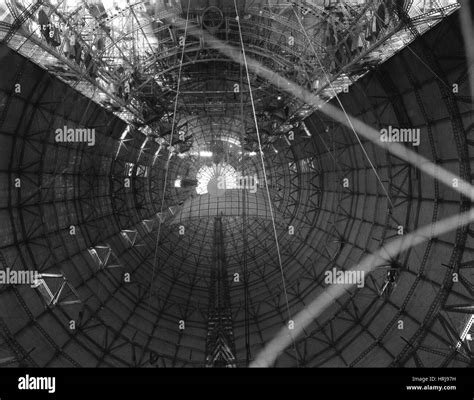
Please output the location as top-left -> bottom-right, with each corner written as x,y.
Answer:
0,0 -> 472,368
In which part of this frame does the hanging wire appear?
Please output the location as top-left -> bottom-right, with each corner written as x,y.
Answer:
293,6 -> 394,210
238,62 -> 252,365
232,0 -> 299,367
147,0 -> 191,309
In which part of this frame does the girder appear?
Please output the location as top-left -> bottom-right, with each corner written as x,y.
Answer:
0,0 -> 471,370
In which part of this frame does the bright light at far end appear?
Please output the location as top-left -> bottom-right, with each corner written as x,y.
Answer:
199,151 -> 213,157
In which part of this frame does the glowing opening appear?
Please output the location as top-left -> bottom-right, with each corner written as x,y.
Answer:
196,163 -> 238,195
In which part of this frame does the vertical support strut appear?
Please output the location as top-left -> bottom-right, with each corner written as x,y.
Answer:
205,216 -> 236,368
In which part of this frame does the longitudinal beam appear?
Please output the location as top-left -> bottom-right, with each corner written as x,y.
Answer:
205,217 -> 236,367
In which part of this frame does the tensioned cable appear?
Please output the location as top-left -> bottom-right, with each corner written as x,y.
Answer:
147,1 -> 191,308
238,62 -> 251,364
293,7 -> 395,210
232,0 -> 299,366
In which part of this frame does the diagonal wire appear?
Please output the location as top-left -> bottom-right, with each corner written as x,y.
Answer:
147,0 -> 191,309
232,0 -> 299,367
238,62 -> 252,364
293,6 -> 394,210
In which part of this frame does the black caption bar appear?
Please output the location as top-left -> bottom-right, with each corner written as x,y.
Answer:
0,368 -> 473,399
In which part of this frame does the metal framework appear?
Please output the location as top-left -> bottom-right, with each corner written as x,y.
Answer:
205,216 -> 236,367
0,0 -> 471,368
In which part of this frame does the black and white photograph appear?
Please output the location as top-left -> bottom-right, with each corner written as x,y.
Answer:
0,0 -> 472,395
